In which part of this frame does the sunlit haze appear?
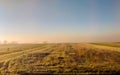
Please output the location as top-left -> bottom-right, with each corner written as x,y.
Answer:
0,0 -> 120,43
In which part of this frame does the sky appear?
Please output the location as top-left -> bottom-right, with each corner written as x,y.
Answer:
0,0 -> 120,43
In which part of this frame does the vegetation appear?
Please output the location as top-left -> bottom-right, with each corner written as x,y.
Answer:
91,42 -> 120,48
0,43 -> 120,75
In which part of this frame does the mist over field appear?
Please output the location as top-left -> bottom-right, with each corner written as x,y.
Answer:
0,0 -> 120,74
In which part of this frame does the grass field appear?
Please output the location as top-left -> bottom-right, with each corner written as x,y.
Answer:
0,43 -> 120,75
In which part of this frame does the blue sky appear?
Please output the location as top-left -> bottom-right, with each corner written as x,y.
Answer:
0,0 -> 120,43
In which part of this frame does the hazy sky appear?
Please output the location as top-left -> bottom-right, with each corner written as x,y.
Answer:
0,0 -> 120,43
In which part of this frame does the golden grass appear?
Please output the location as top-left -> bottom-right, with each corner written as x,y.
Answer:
0,43 -> 120,74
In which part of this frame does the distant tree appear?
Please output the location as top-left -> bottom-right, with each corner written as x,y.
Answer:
3,40 -> 7,44
11,41 -> 18,44
43,41 -> 48,44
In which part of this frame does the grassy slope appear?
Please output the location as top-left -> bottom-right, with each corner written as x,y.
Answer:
91,42 -> 120,48
0,43 -> 120,75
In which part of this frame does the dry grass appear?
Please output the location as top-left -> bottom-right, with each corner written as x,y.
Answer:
0,43 -> 120,75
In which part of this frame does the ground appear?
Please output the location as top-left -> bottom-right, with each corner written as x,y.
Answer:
0,43 -> 120,75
